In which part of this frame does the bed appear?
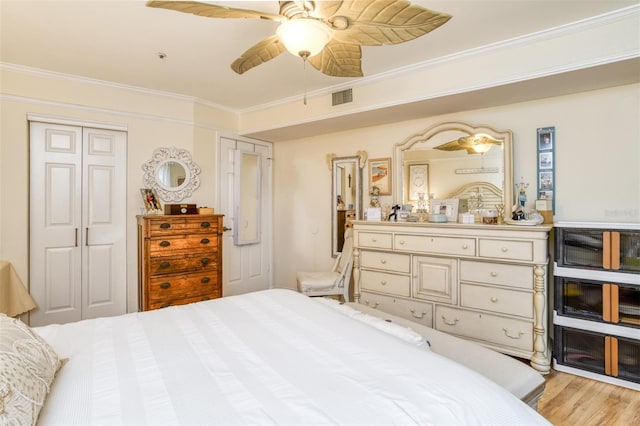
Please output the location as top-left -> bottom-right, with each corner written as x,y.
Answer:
3,289 -> 549,425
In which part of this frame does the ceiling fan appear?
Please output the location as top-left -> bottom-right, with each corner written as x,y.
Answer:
146,1 -> 452,77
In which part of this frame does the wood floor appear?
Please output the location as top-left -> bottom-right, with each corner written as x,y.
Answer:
537,369 -> 640,425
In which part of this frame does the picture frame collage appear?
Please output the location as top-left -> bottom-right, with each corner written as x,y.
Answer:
536,126 -> 555,213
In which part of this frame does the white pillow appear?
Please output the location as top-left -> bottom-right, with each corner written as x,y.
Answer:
315,297 -> 430,349
0,313 -> 63,425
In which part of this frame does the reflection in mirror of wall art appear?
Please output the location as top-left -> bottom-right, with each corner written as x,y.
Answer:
142,147 -> 201,202
368,157 -> 391,195
234,151 -> 261,246
408,163 -> 429,201
140,188 -> 162,212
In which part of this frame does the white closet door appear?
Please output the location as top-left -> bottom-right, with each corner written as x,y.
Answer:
29,122 -> 127,326
219,136 -> 273,296
81,127 -> 127,320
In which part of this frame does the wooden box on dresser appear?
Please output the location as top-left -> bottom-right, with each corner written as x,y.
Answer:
553,222 -> 640,390
137,214 -> 224,311
352,220 -> 553,374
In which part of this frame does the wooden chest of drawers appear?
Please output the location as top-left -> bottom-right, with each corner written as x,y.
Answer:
137,214 -> 224,311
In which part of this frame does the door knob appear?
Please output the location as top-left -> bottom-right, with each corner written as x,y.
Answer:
223,226 -> 232,232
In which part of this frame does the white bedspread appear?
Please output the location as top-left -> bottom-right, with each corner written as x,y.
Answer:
35,289 -> 549,425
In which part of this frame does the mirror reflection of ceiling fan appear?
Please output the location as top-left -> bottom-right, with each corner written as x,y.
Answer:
434,134 -> 503,155
146,1 -> 451,77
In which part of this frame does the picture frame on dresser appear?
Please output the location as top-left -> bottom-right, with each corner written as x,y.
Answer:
431,198 -> 459,222
140,188 -> 161,211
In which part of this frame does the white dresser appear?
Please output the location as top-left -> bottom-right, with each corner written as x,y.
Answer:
352,220 -> 553,373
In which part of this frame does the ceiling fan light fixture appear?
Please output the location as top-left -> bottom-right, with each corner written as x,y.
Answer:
276,18 -> 332,58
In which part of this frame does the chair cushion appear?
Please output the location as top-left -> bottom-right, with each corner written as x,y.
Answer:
297,271 -> 341,291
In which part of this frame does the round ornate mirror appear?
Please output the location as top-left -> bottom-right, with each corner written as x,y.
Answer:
142,147 -> 201,202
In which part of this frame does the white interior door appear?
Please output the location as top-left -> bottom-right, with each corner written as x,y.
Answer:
218,136 -> 272,296
30,121 -> 127,326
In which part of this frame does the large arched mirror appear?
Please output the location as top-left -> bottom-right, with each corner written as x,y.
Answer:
393,122 -> 513,220
331,152 -> 366,257
142,147 -> 201,202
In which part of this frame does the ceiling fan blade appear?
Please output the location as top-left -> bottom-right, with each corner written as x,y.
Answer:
329,0 -> 451,46
146,1 -> 282,21
308,41 -> 363,77
307,1 -> 343,19
230,35 -> 285,75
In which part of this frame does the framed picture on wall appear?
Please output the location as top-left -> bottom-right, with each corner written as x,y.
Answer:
407,163 -> 429,201
368,157 -> 392,195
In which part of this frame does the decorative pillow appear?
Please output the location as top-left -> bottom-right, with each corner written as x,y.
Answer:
0,313 -> 63,426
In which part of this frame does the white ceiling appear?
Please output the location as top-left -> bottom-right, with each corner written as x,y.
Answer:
2,0 -> 638,114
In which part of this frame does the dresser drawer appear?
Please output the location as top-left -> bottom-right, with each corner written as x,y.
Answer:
479,239 -> 533,261
460,283 -> 533,318
361,251 -> 410,273
149,271 -> 219,302
149,252 -> 218,275
358,232 -> 393,249
144,216 -> 219,236
460,260 -> 533,290
435,306 -> 533,352
147,291 -> 221,310
359,291 -> 433,328
361,270 -> 410,297
147,234 -> 218,255
394,234 -> 476,256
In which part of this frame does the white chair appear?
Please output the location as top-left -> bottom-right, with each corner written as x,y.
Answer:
297,228 -> 354,302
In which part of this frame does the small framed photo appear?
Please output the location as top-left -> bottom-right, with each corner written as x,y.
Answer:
538,128 -> 554,151
539,171 -> 554,190
431,198 -> 459,222
368,157 -> 392,195
407,163 -> 429,201
539,152 -> 553,169
140,188 -> 162,211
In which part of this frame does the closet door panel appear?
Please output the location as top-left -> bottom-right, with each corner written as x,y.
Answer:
30,122 -> 82,326
82,128 -> 127,320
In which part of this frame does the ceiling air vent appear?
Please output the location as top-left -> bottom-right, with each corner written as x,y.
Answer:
332,89 -> 353,106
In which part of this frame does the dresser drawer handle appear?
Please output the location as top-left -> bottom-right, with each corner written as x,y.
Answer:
501,247 -> 508,252
398,240 -> 405,245
462,244 -> 468,249
502,328 -> 524,339
201,296 -> 210,301
201,258 -> 210,265
490,271 -> 498,277
410,309 -> 427,319
160,282 -> 171,289
441,315 -> 459,326
159,240 -> 170,247
364,300 -> 379,308
160,303 -> 171,308
160,261 -> 171,269
380,259 -> 387,264
160,223 -> 171,229
201,277 -> 211,284
490,296 -> 498,303
380,280 -> 387,286
200,238 -> 210,244
371,238 -> 377,242
200,222 -> 211,228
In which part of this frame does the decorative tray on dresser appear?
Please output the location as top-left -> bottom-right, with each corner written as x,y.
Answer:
351,220 -> 553,373
137,214 -> 224,311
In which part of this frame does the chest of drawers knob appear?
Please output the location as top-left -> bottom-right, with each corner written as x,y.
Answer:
160,282 -> 171,289
201,257 -> 210,265
380,280 -> 387,285
380,259 -> 387,264
200,222 -> 210,228
490,271 -> 498,277
462,244 -> 468,249
160,240 -> 170,247
201,277 -> 210,284
501,247 -> 508,252
490,296 -> 498,303
160,261 -> 171,269
160,223 -> 171,229
398,240 -> 405,245
200,238 -> 210,244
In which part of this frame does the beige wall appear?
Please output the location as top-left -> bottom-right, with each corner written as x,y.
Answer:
0,68 -> 234,311
273,83 -> 640,290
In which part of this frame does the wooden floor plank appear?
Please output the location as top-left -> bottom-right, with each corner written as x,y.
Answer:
537,370 -> 640,426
